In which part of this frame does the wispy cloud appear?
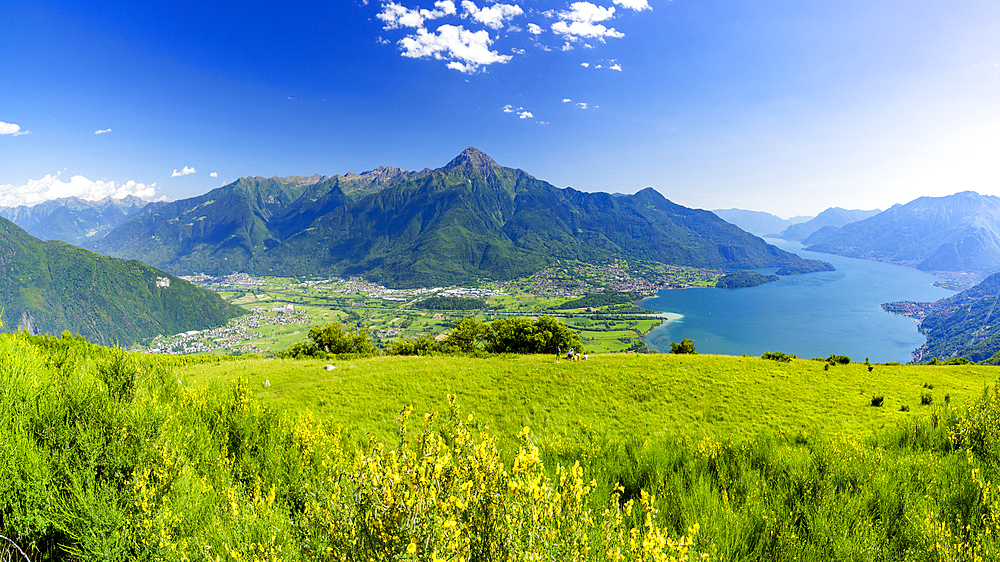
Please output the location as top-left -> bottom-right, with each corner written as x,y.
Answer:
576,102 -> 589,109
0,172 -> 157,207
171,166 -> 196,177
94,128 -> 112,135
503,104 -> 537,121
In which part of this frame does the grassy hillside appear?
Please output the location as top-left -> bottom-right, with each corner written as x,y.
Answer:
5,333 -> 1000,561
174,353 -> 998,449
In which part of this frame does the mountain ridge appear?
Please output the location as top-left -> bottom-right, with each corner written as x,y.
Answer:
95,148 -> 833,287
805,191 -> 1000,273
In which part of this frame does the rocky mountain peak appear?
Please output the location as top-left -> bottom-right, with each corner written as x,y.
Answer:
443,147 -> 498,173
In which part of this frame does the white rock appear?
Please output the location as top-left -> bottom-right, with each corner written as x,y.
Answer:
324,365 -> 336,371
264,380 -> 271,388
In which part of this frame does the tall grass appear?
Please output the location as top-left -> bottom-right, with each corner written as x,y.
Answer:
1,332 -> 998,560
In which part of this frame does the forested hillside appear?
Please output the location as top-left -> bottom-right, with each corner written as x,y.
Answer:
0,217 -> 244,344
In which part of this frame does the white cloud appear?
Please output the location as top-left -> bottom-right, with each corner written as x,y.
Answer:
581,62 -> 590,67
518,110 -> 533,119
560,2 -> 616,23
399,24 -> 512,73
610,63 -> 622,71
171,166 -> 196,177
576,102 -> 589,109
613,0 -> 650,10
461,1 -> 523,30
378,0 -> 456,29
94,128 -> 112,135
562,98 -> 572,103
552,2 -> 623,40
527,23 -> 543,34
0,172 -> 157,207
210,172 -> 219,178
1,121 -> 24,135
502,104 -> 517,113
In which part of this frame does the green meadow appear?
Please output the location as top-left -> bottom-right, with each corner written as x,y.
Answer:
174,353 -> 997,448
4,331 -> 1000,561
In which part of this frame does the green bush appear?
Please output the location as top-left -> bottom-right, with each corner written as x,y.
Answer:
761,351 -> 795,362
826,354 -> 851,365
669,338 -> 697,355
870,395 -> 885,407
385,335 -> 449,356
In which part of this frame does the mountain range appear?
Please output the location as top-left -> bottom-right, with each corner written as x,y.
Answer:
0,216 -> 244,345
805,192 -> 1000,273
710,209 -> 809,237
93,148 -> 832,287
0,195 -> 165,248
776,207 -> 881,241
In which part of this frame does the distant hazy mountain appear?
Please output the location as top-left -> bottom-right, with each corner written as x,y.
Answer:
0,217 -> 244,345
778,207 -> 881,242
0,195 -> 165,247
96,148 -> 832,286
806,192 -> 1000,273
711,209 -> 810,237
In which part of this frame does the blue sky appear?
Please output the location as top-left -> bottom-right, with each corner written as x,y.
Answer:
2,0 -> 998,217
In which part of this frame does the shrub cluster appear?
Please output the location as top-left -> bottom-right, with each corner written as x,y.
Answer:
281,316 -> 584,359
761,351 -> 795,362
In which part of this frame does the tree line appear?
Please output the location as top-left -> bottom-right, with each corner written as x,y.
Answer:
277,315 -> 583,358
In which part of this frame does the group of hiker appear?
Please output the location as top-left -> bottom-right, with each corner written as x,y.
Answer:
557,346 -> 588,361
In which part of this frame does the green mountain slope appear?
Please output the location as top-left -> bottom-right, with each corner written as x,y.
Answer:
97,148 -> 832,286
806,192 -> 1000,272
0,217 -> 245,345
914,273 -> 1000,362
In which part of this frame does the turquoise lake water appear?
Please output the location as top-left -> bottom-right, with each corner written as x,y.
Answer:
643,239 -> 954,363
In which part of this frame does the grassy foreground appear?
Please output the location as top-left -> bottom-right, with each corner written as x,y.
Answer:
2,332 -> 1000,561
174,353 -> 997,449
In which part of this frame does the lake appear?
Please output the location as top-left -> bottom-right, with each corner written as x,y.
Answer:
643,239 -> 954,363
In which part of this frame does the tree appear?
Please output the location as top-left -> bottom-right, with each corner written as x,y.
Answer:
385,335 -> 445,356
484,316 -> 582,354
445,317 -> 488,353
278,322 -> 377,358
670,338 -> 697,354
